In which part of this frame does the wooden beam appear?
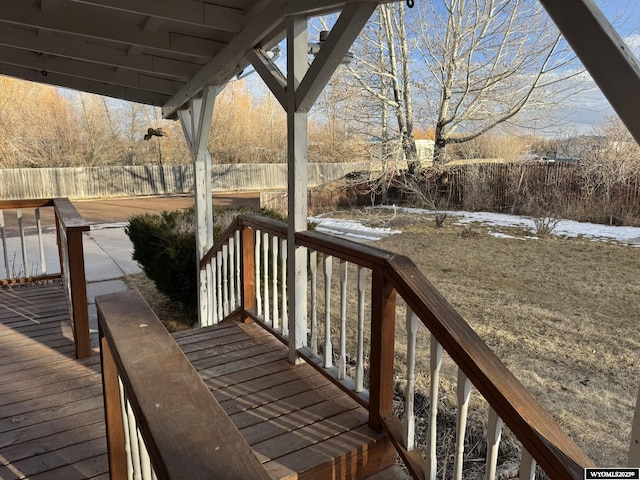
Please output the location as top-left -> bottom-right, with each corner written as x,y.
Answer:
71,0 -> 243,32
0,25 -> 203,80
538,0 -> 640,144
1,0 -> 223,58
296,3 -> 376,112
286,15 -> 309,362
246,48 -> 287,110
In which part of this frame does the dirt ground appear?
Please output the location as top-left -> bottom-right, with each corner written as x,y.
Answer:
340,208 -> 639,468
125,204 -> 638,469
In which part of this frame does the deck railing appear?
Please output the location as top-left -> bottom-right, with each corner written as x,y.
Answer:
200,214 -> 601,479
0,198 -> 90,358
97,289 -> 271,480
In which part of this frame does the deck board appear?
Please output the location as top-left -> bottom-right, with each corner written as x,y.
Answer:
1,284 -> 394,479
176,322 -> 395,479
0,284 -> 108,480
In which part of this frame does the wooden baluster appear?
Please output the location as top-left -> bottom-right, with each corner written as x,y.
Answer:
235,229 -> 241,307
519,448 -> 536,480
355,266 -> 366,392
222,245 -> 229,317
272,235 -> 279,331
138,428 -> 153,480
242,227 -> 256,318
216,251 -> 223,321
228,237 -> 236,311
281,238 -> 288,337
35,208 -> 46,275
309,250 -> 318,354
338,259 -> 348,380
368,269 -> 396,432
262,232 -> 270,326
255,230 -> 262,316
17,209 -> 27,275
211,258 -> 219,324
117,378 -> 134,477
125,396 -> 143,480
454,369 -> 472,480
404,308 -> 419,451
0,211 -> 10,279
428,336 -> 443,480
323,254 -> 333,368
204,261 -> 213,327
486,407 -> 503,480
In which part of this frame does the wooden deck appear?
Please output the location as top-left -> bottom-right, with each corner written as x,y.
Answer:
0,283 -> 108,480
1,284 -> 396,479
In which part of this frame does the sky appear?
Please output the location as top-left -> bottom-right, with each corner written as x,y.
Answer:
555,0 -> 640,134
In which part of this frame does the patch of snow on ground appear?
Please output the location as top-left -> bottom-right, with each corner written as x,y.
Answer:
349,206 -> 640,245
310,216 -> 400,242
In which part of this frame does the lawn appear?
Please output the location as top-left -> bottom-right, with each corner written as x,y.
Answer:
345,207 -> 639,468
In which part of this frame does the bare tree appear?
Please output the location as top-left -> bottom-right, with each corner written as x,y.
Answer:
346,4 -> 419,171
415,0 -> 580,164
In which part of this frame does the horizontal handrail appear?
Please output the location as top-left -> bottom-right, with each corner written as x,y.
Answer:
97,290 -> 271,480
200,214 -> 596,479
0,197 -> 90,358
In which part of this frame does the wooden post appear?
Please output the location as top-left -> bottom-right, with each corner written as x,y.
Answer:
241,226 -> 255,321
368,268 -> 396,432
100,331 -> 128,480
68,228 -> 90,358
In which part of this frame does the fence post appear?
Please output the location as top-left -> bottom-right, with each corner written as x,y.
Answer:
241,226 -> 256,321
368,268 -> 396,432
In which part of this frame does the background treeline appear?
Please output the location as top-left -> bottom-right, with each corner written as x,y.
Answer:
0,77 -> 369,168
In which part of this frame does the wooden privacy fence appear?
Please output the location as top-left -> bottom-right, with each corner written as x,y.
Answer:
0,198 -> 90,358
199,214 -> 601,479
0,162 -> 372,200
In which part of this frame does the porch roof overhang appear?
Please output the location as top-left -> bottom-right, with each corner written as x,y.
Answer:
0,0 -> 637,142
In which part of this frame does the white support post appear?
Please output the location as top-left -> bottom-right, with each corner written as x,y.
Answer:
286,15 -> 309,363
177,85 -> 219,328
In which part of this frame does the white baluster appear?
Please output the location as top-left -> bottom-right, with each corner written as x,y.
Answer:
404,308 -> 419,451
323,254 -> 333,368
125,397 -> 142,480
428,336 -> 443,480
216,251 -> 223,321
281,238 -> 288,338
211,258 -> 219,324
118,377 -> 134,477
35,208 -> 46,275
309,250 -> 318,355
255,231 -> 262,316
138,427 -> 153,480
486,407 -> 503,480
519,448 -> 536,480
355,266 -> 366,392
0,211 -> 9,279
628,386 -> 640,467
262,232 -> 270,326
272,235 -> 279,331
205,261 -> 213,326
454,369 -> 472,480
338,259 -> 348,380
222,245 -> 229,317
228,237 -> 236,311
17,209 -> 27,275
235,229 -> 241,307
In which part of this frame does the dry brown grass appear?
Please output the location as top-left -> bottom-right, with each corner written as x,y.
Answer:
340,207 -> 639,468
